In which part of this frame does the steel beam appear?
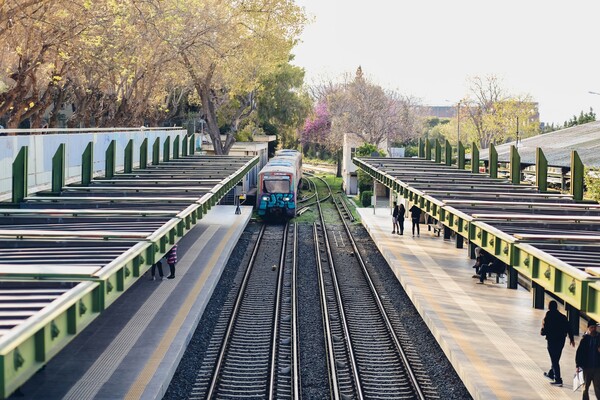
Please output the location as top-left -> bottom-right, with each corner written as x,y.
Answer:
536,147 -> 548,193
105,140 -> 116,179
458,141 -> 465,170
488,143 -> 498,179
571,150 -> 584,201
471,142 -> 479,174
509,145 -> 520,185
12,147 -> 28,204
51,144 -> 65,194
82,142 -> 93,185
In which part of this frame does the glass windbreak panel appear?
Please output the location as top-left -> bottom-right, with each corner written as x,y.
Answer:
264,179 -> 290,193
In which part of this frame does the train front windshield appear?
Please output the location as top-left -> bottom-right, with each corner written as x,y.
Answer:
264,179 -> 290,193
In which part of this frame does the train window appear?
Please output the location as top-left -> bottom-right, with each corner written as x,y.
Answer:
264,179 -> 290,193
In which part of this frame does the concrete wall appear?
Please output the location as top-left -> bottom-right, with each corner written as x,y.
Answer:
0,128 -> 187,200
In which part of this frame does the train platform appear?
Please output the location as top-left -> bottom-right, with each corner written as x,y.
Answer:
10,205 -> 252,400
358,205 -> 587,400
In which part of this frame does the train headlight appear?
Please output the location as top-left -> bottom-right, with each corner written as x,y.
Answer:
283,196 -> 290,201
262,196 -> 270,201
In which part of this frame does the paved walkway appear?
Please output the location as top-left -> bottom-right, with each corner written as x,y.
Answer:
359,205 -> 588,400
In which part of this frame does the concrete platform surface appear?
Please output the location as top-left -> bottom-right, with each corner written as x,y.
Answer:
11,205 -> 252,400
359,206 -> 587,400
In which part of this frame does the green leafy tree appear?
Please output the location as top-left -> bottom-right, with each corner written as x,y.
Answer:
256,60 -> 311,151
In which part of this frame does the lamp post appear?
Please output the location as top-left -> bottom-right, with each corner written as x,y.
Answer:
457,100 -> 461,146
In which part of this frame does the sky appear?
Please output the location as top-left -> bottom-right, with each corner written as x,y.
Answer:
291,0 -> 600,125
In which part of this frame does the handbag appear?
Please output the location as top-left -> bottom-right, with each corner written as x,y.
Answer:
573,369 -> 584,391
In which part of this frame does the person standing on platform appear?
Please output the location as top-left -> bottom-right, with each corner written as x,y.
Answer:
150,261 -> 165,281
541,300 -> 575,387
409,204 -> 421,236
576,320 -> 600,399
397,202 -> 405,235
392,202 -> 400,234
166,244 -> 178,279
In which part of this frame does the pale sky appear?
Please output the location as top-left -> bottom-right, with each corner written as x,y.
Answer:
291,0 -> 600,124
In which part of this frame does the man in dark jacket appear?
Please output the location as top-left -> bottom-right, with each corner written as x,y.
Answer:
576,320 -> 600,400
409,204 -> 421,236
541,300 -> 575,386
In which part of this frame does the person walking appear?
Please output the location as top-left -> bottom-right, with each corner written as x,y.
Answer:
397,202 -> 405,235
540,300 -> 575,387
392,202 -> 400,234
576,320 -> 600,399
409,204 -> 421,236
166,244 -> 178,279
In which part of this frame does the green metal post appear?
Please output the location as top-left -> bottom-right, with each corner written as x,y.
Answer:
189,133 -> 195,155
425,139 -> 432,160
105,140 -> 116,179
458,141 -> 465,170
140,138 -> 148,169
124,139 -> 133,173
509,145 -> 521,185
418,138 -> 424,158
571,150 -> 584,201
12,146 -> 28,204
434,139 -> 441,163
173,135 -> 180,159
82,142 -> 93,185
536,147 -> 548,193
444,139 -> 452,166
471,142 -> 479,174
163,136 -> 171,162
152,138 -> 160,165
182,135 -> 189,157
489,143 -> 498,179
51,143 -> 65,193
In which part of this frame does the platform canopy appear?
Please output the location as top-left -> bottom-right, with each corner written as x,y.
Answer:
478,120 -> 600,168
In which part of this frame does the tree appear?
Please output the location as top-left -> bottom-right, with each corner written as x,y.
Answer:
256,60 -> 311,151
147,0 -> 307,154
328,67 -> 420,151
300,101 -> 331,158
461,75 -> 539,148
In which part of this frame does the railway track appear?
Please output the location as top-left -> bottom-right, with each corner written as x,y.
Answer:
183,175 -> 442,399
190,223 -> 299,399
312,175 -> 437,399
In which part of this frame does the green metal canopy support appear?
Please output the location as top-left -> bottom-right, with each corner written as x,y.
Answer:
12,146 -> 28,204
434,139 -> 441,163
163,136 -> 171,162
82,142 -> 93,185
173,135 -> 180,159
444,140 -> 452,166
124,139 -> 133,173
571,150 -> 584,201
152,137 -> 160,165
182,135 -> 189,157
458,141 -> 465,170
140,138 -> 148,169
489,143 -> 498,179
105,140 -> 116,179
51,143 -> 65,193
509,145 -> 521,185
425,139 -> 432,160
471,142 -> 479,174
418,138 -> 424,158
536,147 -> 548,192
189,133 -> 195,155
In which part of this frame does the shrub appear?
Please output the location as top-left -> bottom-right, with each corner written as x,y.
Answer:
361,190 -> 373,207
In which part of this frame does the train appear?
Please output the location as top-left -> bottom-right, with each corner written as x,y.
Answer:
257,149 -> 302,218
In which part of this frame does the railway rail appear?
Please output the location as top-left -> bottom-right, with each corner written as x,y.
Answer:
310,175 -> 435,399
